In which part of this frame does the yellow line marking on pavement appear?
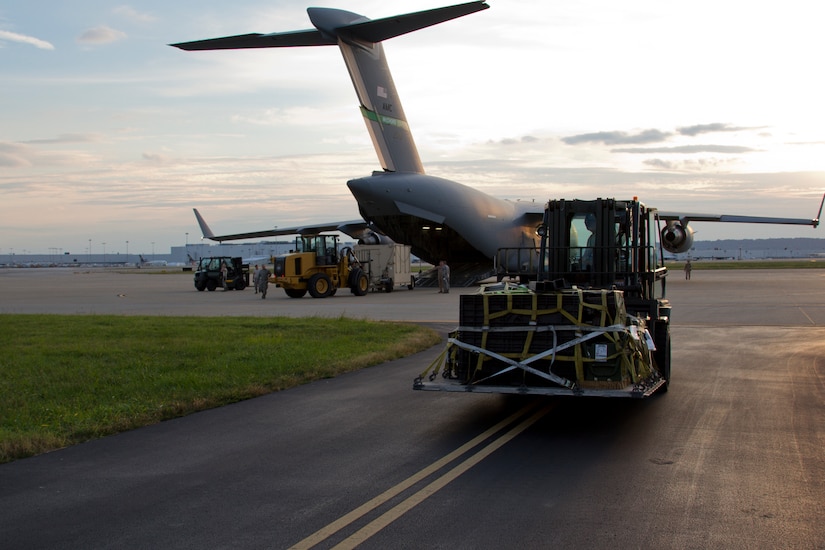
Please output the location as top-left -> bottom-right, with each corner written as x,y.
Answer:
289,401 -> 552,550
330,403 -> 555,549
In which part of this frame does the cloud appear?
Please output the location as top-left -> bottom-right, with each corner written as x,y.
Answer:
495,135 -> 540,146
642,157 -> 741,172
0,142 -> 34,167
142,152 -> 172,164
562,129 -> 672,146
0,30 -> 54,50
677,123 -> 754,136
77,25 -> 126,45
23,133 -> 100,145
613,145 -> 757,154
0,140 -> 102,170
113,6 -> 156,23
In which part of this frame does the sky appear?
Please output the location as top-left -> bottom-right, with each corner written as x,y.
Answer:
2,0 -> 824,256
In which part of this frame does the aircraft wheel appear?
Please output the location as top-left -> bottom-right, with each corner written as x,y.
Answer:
308,273 -> 333,298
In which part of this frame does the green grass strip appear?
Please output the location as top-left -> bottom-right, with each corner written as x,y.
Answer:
0,314 -> 440,463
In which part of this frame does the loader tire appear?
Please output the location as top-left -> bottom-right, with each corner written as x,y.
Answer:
350,268 -> 369,296
308,273 -> 333,298
654,322 -> 671,393
285,288 -> 307,298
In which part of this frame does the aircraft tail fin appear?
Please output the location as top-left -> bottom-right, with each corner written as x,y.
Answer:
172,2 -> 490,174
193,208 -> 217,240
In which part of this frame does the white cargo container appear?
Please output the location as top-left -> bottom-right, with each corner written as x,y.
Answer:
353,244 -> 415,292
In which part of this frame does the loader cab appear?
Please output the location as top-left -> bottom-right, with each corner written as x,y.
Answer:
295,234 -> 339,266
537,198 -> 667,301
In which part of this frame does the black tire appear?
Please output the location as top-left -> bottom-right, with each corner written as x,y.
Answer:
654,321 -> 671,393
206,279 -> 217,291
352,269 -> 369,296
409,275 -> 415,290
308,273 -> 333,298
348,268 -> 361,290
234,279 -> 246,291
384,278 -> 393,293
285,288 -> 307,298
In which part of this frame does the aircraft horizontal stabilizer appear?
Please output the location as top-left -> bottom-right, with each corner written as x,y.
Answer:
171,2 -> 488,51
171,30 -> 335,50
327,1 -> 489,44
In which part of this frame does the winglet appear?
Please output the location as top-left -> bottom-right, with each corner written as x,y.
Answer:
813,193 -> 824,228
193,208 -> 216,240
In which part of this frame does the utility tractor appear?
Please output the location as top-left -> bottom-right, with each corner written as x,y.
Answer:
272,234 -> 369,298
194,256 -> 249,291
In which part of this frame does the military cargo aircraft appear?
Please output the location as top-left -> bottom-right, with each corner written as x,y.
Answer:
174,2 -> 820,281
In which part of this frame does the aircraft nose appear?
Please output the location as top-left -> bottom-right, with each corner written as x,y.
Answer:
347,175 -> 400,217
346,176 -> 373,199
347,176 -> 384,207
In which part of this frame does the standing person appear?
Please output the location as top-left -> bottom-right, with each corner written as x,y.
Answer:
220,260 -> 228,290
253,265 -> 260,293
255,266 -> 270,299
684,259 -> 692,280
437,261 -> 444,293
440,260 -> 450,294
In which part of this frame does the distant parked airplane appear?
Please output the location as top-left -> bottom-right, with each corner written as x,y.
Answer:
137,254 -> 167,267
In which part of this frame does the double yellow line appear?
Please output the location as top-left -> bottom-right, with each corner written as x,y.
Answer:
290,399 -> 556,549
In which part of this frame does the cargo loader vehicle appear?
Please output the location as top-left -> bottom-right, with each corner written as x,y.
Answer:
415,198 -> 672,398
272,234 -> 369,298
194,256 -> 250,291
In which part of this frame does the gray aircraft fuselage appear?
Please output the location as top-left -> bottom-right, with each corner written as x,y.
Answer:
347,171 -> 538,265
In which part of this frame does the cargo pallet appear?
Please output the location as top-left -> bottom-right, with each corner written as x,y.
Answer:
414,284 -> 666,398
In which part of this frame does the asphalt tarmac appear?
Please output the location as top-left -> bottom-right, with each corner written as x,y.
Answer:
1,267 -> 824,549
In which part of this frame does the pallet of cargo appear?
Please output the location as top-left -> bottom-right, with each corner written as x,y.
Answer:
414,283 -> 666,397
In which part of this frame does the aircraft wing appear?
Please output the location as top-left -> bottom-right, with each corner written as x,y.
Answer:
659,193 -> 823,228
193,208 -> 380,242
